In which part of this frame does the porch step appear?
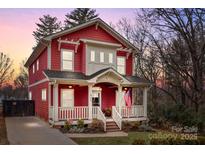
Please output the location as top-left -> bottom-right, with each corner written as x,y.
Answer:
106,121 -> 120,132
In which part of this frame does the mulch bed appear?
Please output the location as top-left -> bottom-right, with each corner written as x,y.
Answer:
0,110 -> 9,144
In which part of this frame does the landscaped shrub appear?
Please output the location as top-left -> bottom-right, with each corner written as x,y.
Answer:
64,120 -> 72,130
103,108 -> 112,117
132,139 -> 146,145
77,119 -> 84,128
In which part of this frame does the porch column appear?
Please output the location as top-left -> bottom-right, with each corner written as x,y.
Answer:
48,84 -> 51,120
117,85 -> 122,115
53,84 -> 59,122
143,87 -> 148,117
88,84 -> 93,120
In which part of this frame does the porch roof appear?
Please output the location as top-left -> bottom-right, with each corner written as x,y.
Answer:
43,68 -> 152,85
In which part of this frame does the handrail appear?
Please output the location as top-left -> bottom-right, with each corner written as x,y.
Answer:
112,106 -> 122,130
96,107 -> 106,131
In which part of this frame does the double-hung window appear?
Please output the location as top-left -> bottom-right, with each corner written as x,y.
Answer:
108,53 -> 113,63
61,89 -> 74,108
29,91 -> 32,100
41,89 -> 47,101
90,50 -> 95,62
117,57 -> 126,75
62,49 -> 73,71
100,52 -> 104,63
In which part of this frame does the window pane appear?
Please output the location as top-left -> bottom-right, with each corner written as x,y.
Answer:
33,64 -> 35,74
63,61 -> 72,70
117,57 -> 125,66
117,66 -> 125,74
90,51 -> 95,62
42,89 -> 47,101
36,60 -> 39,71
62,50 -> 73,60
29,92 -> 32,100
100,52 -> 104,62
61,89 -> 74,107
109,53 -> 113,63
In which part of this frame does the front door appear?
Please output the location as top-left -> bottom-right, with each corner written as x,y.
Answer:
92,87 -> 102,108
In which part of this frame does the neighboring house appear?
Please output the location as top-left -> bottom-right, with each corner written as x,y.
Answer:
25,18 -> 151,131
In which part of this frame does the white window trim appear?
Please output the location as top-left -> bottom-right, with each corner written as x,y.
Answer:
36,59 -> 39,71
109,53 -> 113,64
41,88 -> 47,101
90,50 -> 95,62
100,52 -> 104,63
117,56 -> 126,75
61,89 -> 74,108
61,49 -> 74,71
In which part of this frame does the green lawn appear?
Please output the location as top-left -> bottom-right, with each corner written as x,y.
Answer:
72,131 -> 205,145
72,132 -> 151,145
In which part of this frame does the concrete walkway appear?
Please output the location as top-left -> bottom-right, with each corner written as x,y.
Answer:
67,131 -> 128,138
5,117 -> 76,145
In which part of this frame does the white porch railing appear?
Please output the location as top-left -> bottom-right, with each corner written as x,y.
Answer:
49,106 -> 54,120
92,106 -> 98,119
112,106 -> 122,130
96,107 -> 106,131
116,105 -> 144,118
58,106 -> 89,120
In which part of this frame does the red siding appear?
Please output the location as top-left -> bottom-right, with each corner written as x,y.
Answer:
117,51 -> 133,76
51,25 -> 127,72
29,81 -> 49,121
29,48 -> 48,84
58,84 -> 88,107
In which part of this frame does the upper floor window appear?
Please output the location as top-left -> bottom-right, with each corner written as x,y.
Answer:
41,88 -> 47,101
109,53 -> 113,63
117,56 -> 126,75
90,50 -> 95,62
100,52 -> 104,63
32,64 -> 35,74
36,59 -> 39,71
62,49 -> 73,71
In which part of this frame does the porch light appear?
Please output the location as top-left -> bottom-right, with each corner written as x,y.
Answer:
123,87 -> 128,91
68,85 -> 73,89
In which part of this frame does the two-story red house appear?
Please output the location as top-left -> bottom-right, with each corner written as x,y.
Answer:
25,18 -> 151,131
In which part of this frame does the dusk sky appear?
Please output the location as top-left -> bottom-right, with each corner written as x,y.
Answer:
0,8 -> 135,76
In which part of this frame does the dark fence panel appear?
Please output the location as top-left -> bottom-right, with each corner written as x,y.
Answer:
3,100 -> 35,117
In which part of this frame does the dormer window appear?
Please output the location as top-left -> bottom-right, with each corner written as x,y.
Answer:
61,49 -> 73,71
90,50 -> 95,62
100,52 -> 104,63
117,56 -> 126,75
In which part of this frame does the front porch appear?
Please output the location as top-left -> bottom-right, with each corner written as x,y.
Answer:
45,68 -> 150,131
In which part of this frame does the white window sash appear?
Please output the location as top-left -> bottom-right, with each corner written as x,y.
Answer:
100,52 -> 104,63
117,57 -> 126,74
41,89 -> 47,101
61,89 -> 74,108
61,49 -> 73,71
90,51 -> 95,62
109,53 -> 113,63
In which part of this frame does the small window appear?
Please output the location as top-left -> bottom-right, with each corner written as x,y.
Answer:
41,89 -> 47,101
36,59 -> 39,71
109,53 -> 113,63
61,89 -> 74,108
29,91 -> 32,100
32,64 -> 35,74
100,52 -> 104,63
90,51 -> 95,62
62,50 -> 73,71
117,57 -> 126,75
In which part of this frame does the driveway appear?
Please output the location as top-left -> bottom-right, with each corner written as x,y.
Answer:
5,117 -> 76,145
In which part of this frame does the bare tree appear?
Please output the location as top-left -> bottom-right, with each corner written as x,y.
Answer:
0,52 -> 14,88
139,8 -> 205,112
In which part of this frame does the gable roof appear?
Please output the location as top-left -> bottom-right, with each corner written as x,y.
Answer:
25,18 -> 138,67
